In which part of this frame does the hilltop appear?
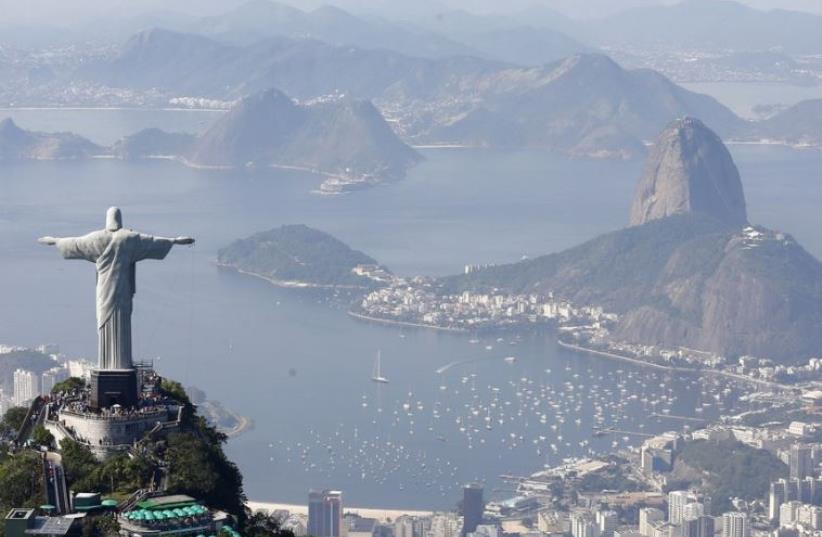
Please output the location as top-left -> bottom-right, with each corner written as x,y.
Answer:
187,89 -> 420,189
218,224 -> 389,288
0,118 -> 103,161
630,118 -> 747,226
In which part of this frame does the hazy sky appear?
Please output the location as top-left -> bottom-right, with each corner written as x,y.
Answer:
1,0 -> 820,26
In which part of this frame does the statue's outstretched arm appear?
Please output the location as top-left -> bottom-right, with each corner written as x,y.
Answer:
39,231 -> 108,261
173,236 -> 195,245
134,234 -> 194,262
38,236 -> 59,246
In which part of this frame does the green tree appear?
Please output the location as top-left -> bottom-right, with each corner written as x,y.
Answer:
160,380 -> 192,406
0,452 -> 44,512
165,431 -> 246,521
92,513 -> 121,536
31,426 -> 55,449
60,438 -> 98,488
243,512 -> 295,537
51,377 -> 86,394
0,407 -> 29,437
679,439 -> 788,512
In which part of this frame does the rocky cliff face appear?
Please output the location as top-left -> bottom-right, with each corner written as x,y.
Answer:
611,225 -> 822,362
629,117 -> 747,227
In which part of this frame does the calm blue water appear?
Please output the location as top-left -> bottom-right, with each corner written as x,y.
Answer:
0,110 -> 820,508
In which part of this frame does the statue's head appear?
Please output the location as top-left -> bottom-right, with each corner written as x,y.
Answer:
106,207 -> 123,232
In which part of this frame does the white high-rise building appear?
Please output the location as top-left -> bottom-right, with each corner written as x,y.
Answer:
13,369 -> 39,406
668,491 -> 697,525
780,501 -> 802,527
66,360 -> 92,380
429,514 -> 462,537
41,366 -> 69,395
721,512 -> 749,537
571,513 -> 599,537
683,503 -> 705,522
640,508 -> 665,537
396,517 -> 415,537
597,511 -> 618,537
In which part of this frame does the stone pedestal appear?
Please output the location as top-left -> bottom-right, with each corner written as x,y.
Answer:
90,369 -> 138,409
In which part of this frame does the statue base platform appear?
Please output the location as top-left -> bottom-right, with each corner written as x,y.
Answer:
90,369 -> 138,409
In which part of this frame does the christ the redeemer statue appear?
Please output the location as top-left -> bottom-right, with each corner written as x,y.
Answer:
39,207 -> 194,371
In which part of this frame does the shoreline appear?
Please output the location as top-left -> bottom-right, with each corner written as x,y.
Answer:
347,311 -> 467,333
216,263 -> 369,290
557,340 -> 679,372
246,501 -> 434,522
558,340 -> 795,391
220,409 -> 254,439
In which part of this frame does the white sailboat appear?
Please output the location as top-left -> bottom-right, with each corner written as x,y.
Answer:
371,350 -> 389,383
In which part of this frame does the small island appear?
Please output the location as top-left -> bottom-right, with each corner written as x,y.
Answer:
217,225 -> 392,289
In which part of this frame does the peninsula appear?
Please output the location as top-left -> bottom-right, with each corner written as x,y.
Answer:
218,224 -> 392,289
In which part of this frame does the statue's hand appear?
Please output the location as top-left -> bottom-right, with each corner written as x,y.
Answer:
38,236 -> 58,246
174,236 -> 195,245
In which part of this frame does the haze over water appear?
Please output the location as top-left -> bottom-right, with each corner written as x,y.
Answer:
1,109 -> 820,508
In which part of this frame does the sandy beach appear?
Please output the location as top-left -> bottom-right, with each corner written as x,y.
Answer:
247,501 -> 435,522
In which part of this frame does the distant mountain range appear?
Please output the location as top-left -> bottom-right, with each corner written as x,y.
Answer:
218,224 -> 387,288
81,30 -> 757,158
0,89 -> 420,192
193,0 -> 477,59
442,118 -> 822,364
9,0 -> 822,159
183,0 -> 822,57
4,0 -> 822,62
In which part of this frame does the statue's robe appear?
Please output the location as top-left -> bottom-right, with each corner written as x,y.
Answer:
56,229 -> 174,370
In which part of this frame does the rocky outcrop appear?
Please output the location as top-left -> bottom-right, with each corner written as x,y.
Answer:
0,118 -> 103,160
629,117 -> 747,227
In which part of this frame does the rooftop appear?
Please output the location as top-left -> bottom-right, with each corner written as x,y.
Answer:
349,518 -> 377,533
26,517 -> 76,537
138,495 -> 197,511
